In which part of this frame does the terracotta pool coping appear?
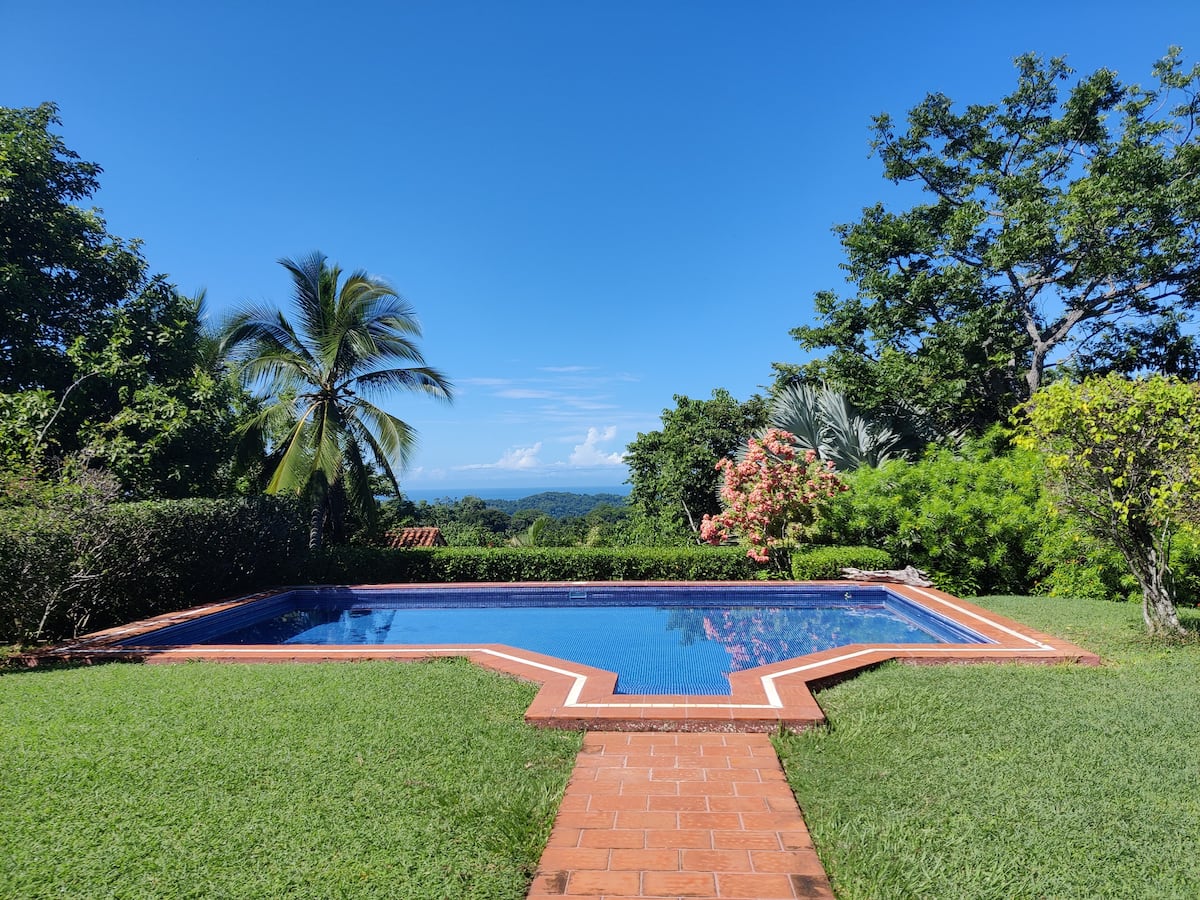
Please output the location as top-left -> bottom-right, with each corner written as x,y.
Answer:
39,581 -> 1100,732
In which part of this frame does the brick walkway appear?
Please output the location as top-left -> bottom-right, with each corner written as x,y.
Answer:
526,732 -> 834,899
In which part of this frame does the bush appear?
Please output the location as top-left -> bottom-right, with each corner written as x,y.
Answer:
1037,523 -> 1200,606
791,545 -> 893,581
297,546 -> 758,584
814,437 -> 1047,596
0,495 -> 304,643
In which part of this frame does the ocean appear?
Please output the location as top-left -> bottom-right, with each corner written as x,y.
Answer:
401,485 -> 631,503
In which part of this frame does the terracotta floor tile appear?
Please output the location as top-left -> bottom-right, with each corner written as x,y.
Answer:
680,849 -> 752,872
562,869 -> 641,894
645,828 -> 714,849
577,828 -> 646,849
715,871 -> 798,897
609,847 -> 680,871
640,870 -> 718,897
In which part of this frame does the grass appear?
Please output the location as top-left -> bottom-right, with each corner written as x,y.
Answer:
775,595 -> 1200,899
0,658 -> 582,899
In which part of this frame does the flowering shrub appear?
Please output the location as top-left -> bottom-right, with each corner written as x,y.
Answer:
700,428 -> 848,564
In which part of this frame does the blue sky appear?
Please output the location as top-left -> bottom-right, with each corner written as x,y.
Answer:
4,1 -> 1197,492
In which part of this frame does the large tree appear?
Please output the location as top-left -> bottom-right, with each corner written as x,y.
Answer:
625,389 -> 767,534
784,49 -> 1200,435
0,103 -> 147,392
220,253 -> 452,548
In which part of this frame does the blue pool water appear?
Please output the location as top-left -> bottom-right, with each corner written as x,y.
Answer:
123,585 -> 989,695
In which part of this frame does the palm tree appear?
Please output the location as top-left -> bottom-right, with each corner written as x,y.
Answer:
219,252 -> 452,548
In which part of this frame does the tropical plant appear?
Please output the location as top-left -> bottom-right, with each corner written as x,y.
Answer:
701,428 -> 848,567
625,389 -> 767,534
219,253 -> 451,548
767,383 -> 909,470
812,435 -> 1049,596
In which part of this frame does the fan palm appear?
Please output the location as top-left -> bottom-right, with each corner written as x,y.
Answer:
767,383 -> 907,470
219,252 -> 452,548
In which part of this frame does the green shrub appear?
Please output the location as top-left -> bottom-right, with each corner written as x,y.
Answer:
0,496 -> 304,643
814,436 -> 1047,596
791,545 -> 893,581
1037,523 -> 1200,606
297,545 -> 757,584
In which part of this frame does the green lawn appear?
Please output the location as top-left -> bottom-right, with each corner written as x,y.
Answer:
0,658 -> 581,899
5,597 -> 1198,899
775,596 -> 1200,900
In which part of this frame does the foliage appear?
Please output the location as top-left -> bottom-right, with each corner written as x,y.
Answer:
701,429 -> 848,565
784,49 -> 1200,436
395,493 -> 633,549
220,252 -> 452,548
0,103 -> 147,392
812,435 -> 1048,596
0,494 -> 304,643
626,389 -> 767,533
298,545 -> 758,585
775,596 -> 1200,899
67,284 -> 255,497
790,545 -> 894,581
0,660 -> 580,899
767,383 -> 911,470
479,491 -> 627,518
1015,373 -> 1200,634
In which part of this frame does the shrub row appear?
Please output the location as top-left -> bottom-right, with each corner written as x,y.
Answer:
296,546 -> 759,585
0,497 -> 304,644
813,440 -> 1048,596
790,545 -> 893,581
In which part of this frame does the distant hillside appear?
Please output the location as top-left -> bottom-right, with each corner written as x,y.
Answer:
483,491 -> 627,518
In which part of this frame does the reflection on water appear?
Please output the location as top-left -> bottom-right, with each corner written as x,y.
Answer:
195,601 -> 942,694
665,606 -> 925,671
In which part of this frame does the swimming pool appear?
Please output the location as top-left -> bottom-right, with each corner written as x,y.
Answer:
116,584 -> 989,695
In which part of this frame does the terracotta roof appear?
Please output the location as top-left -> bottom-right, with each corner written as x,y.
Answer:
384,526 -> 448,548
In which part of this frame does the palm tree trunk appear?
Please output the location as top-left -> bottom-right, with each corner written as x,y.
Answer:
307,476 -> 329,551
308,502 -> 326,551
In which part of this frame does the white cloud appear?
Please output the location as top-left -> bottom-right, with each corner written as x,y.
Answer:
459,443 -> 545,471
496,388 -> 555,400
569,426 -> 626,467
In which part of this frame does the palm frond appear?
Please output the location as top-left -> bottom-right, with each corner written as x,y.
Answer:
340,433 -> 380,528
345,397 -> 417,469
266,402 -> 319,494
768,384 -> 826,453
347,366 -> 453,402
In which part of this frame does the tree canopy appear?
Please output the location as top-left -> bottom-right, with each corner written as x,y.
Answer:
1015,374 -> 1200,635
625,389 -> 767,534
0,103 -> 147,392
783,49 -> 1200,435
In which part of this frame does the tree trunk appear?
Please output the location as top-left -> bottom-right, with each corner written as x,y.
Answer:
328,482 -> 347,545
1120,527 -> 1185,637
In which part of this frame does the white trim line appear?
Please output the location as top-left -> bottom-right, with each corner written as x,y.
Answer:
904,587 -> 1054,650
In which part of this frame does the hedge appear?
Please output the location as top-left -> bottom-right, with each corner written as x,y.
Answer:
0,497 -> 304,644
296,546 -> 759,585
790,545 -> 893,581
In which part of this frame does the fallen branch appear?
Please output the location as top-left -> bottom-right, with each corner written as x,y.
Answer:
841,565 -> 934,588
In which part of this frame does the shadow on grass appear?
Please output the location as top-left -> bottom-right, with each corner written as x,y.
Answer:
1,647 -> 148,676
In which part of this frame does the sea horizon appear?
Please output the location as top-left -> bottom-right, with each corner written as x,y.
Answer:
401,484 -> 631,503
